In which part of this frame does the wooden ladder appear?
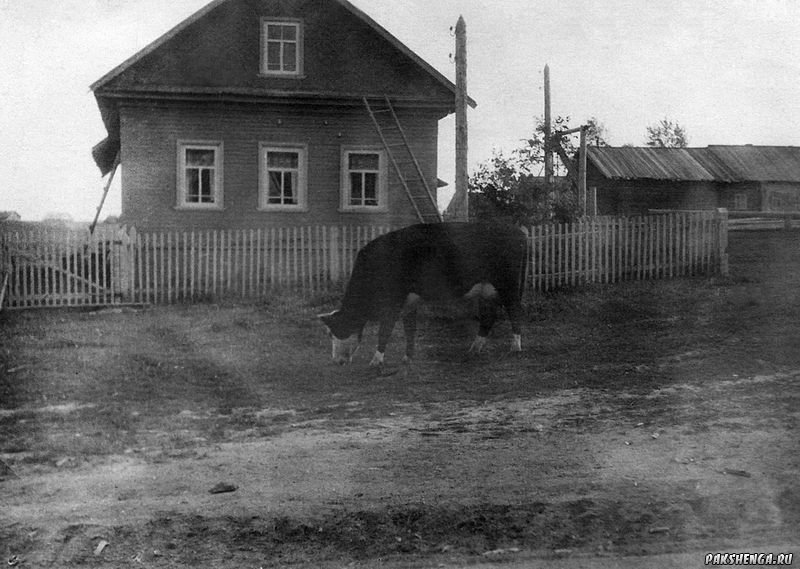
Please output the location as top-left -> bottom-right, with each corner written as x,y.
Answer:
363,96 -> 442,223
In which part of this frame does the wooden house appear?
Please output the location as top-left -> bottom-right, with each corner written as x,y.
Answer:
586,145 -> 800,215
91,0 -> 472,232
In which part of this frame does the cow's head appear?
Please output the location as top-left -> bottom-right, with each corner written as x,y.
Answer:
318,310 -> 363,365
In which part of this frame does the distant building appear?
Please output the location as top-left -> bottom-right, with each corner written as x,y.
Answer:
0,211 -> 21,222
586,145 -> 800,215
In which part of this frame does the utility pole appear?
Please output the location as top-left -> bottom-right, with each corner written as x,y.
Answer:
453,15 -> 469,221
543,64 -> 553,206
579,125 -> 588,216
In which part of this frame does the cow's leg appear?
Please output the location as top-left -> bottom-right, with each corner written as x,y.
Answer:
500,289 -> 524,352
401,308 -> 417,363
370,311 -> 399,367
468,298 -> 496,354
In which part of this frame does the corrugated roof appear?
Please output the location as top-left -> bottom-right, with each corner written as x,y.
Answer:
705,145 -> 800,182
587,147 -> 715,181
588,145 -> 800,183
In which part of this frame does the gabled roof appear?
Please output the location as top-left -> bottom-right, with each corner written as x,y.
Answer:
703,145 -> 800,183
90,0 -> 474,107
587,147 -> 715,181
90,0 -> 228,93
588,145 -> 800,183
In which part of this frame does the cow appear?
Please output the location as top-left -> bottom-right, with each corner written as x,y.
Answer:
318,222 -> 528,366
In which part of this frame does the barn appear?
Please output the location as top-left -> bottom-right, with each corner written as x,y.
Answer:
91,0 -> 472,232
586,145 -> 800,215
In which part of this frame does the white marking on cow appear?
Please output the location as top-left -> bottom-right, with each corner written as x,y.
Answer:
369,351 -> 385,367
468,335 -> 488,353
404,292 -> 422,310
464,282 -> 498,300
330,335 -> 360,364
511,333 -> 522,352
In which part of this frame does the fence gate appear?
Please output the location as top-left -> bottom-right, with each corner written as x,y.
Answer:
0,224 -> 132,309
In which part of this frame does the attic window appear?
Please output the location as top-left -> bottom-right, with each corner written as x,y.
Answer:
261,20 -> 302,76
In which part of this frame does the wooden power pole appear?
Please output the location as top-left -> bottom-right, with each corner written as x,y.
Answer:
579,125 -> 588,215
452,15 -> 469,221
543,64 -> 553,201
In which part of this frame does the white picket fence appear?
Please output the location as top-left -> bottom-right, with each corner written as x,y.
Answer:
526,209 -> 728,291
0,210 -> 728,309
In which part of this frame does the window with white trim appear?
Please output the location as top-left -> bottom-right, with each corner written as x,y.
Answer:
261,20 -> 302,76
259,145 -> 307,210
341,149 -> 387,211
733,192 -> 748,210
177,142 -> 223,209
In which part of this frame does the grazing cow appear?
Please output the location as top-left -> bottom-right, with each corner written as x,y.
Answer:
319,222 -> 527,366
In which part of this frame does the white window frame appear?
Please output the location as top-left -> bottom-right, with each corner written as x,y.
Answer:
340,147 -> 388,213
733,192 -> 748,210
176,141 -> 224,210
258,143 -> 308,212
260,19 -> 303,77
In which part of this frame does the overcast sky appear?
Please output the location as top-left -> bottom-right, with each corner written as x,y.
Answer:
1,0 -> 798,221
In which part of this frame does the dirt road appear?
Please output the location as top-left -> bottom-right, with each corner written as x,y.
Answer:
1,230 -> 799,567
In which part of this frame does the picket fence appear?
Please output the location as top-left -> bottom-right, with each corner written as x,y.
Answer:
0,210 -> 728,309
526,209 -> 728,291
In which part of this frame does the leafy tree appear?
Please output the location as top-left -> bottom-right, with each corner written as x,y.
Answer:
584,117 -> 609,147
468,115 -> 601,225
645,118 -> 689,148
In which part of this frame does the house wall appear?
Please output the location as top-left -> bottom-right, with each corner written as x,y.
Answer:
119,100 -> 439,231
591,178 -> 720,216
717,182 -> 762,212
762,182 -> 800,212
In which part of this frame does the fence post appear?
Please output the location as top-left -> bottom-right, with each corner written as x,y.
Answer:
119,226 -> 133,302
715,208 -> 729,276
329,226 -> 341,284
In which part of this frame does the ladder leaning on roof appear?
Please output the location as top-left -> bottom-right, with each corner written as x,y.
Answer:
363,96 -> 442,224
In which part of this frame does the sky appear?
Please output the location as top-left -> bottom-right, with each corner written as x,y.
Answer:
1,0 -> 799,221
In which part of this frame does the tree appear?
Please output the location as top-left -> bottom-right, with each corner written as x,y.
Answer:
645,118 -> 689,148
468,115 -> 600,225
584,117 -> 609,147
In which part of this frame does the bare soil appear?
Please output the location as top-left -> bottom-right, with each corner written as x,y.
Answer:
1,230 -> 799,568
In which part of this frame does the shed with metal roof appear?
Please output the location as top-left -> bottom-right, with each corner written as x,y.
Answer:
585,146 -> 800,215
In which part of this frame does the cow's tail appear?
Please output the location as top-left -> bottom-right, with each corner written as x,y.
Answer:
517,227 -> 530,299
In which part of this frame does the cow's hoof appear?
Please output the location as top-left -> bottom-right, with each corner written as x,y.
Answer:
369,351 -> 385,367
467,336 -> 488,354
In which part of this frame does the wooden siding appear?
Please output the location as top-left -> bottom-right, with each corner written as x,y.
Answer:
763,182 -> 800,212
720,182 -> 762,212
100,0 -> 455,106
120,101 -> 440,232
593,179 -> 720,216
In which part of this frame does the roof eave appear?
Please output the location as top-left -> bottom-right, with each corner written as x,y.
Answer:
90,0 -> 229,92
94,88 -> 457,113
334,0 -> 476,108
